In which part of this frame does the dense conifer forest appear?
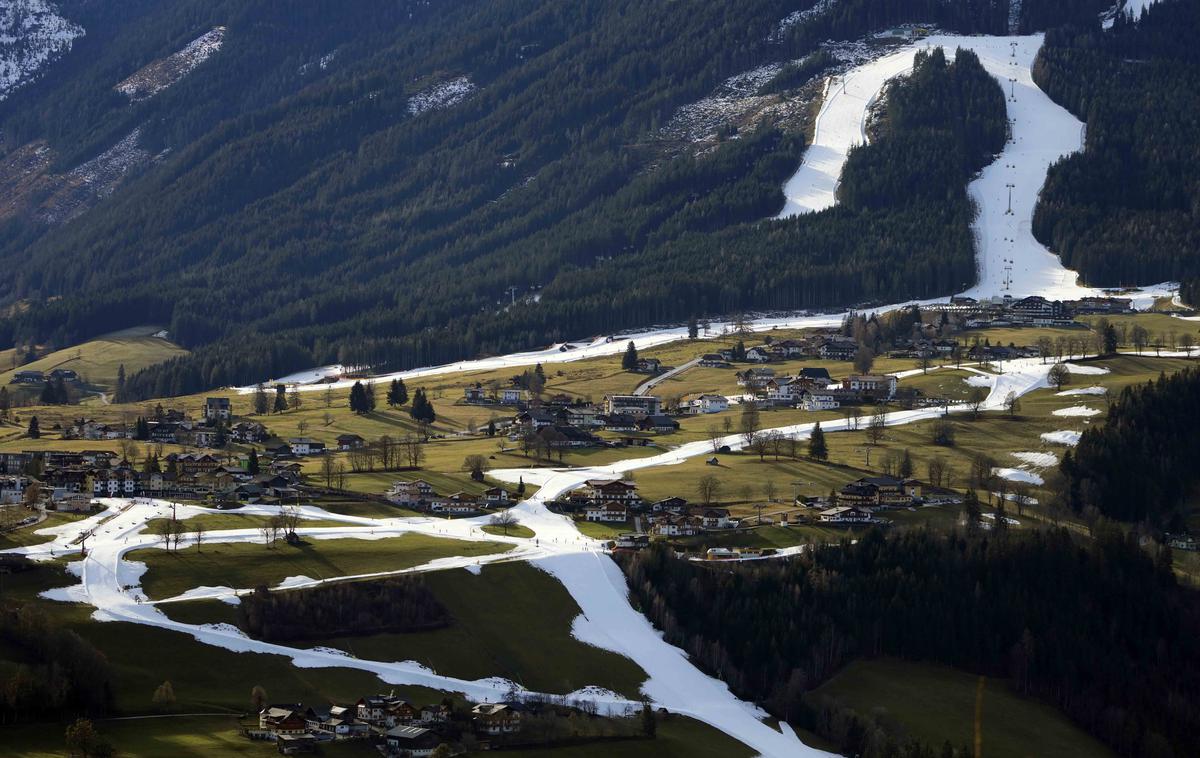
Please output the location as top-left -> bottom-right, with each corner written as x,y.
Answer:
238,576 -> 449,642
619,529 -> 1199,758
0,0 -> 1172,395
1060,367 -> 1200,528
0,0 -> 1013,397
1033,0 -> 1200,287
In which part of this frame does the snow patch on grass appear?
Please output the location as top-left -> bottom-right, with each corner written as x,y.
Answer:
1056,385 -> 1106,397
1041,430 -> 1082,446
1012,451 -> 1057,467
964,375 -> 993,388
1053,405 -> 1101,417
1065,363 -> 1110,375
992,467 -> 1044,485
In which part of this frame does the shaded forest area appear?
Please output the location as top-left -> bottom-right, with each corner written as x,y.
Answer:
619,529 -> 1199,758
0,558 -> 115,724
119,38 -> 1003,399
0,0 -> 1133,397
1033,0 -> 1200,287
1060,367 -> 1200,528
238,575 -> 449,642
0,0 -> 1012,398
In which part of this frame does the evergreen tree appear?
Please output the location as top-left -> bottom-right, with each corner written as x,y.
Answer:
0,386 -> 9,417
364,381 -> 377,412
349,381 -> 369,415
248,448 -> 260,475
641,702 -> 657,737
273,384 -> 288,413
387,378 -> 409,407
899,449 -> 913,479
622,341 -> 639,370
253,383 -> 269,415
116,363 -> 126,400
808,422 -> 828,460
687,315 -> 699,340
409,389 -> 426,421
486,418 -> 496,437
1103,323 -> 1119,355
27,416 -> 39,439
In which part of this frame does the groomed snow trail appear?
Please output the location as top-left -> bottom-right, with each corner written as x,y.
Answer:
773,34 -> 1176,304
7,355 -> 1089,757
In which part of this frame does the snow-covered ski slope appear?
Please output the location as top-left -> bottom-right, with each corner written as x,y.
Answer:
239,36 -> 1182,395
774,33 -> 1174,303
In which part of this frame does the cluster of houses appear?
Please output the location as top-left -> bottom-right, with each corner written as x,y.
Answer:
509,393 -> 680,452
0,448 -> 304,510
923,294 -> 1131,329
812,475 -> 924,524
253,695 -> 529,755
386,479 -> 513,516
9,368 -> 79,386
699,334 -> 859,366
553,478 -> 734,537
60,399 -> 270,449
731,366 -> 898,407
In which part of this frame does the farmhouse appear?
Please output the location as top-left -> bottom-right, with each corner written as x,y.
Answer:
335,433 -> 365,450
819,505 -> 873,523
287,438 -> 325,456
472,703 -> 522,735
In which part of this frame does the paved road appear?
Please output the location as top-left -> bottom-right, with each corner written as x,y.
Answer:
633,357 -> 700,396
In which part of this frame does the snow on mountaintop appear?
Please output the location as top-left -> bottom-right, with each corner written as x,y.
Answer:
0,0 -> 83,101
115,26 -> 225,102
407,75 -> 475,116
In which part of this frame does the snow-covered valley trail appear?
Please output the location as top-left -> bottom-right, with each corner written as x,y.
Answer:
773,33 -> 1175,303
4,353 -> 1124,756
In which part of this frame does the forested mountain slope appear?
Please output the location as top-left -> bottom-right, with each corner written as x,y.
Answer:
1033,0 -> 1200,291
0,0 -> 1131,397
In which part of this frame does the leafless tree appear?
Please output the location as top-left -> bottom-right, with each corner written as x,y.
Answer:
1003,391 -> 1020,418
927,456 -> 947,488
192,523 -> 206,552
968,386 -> 988,419
1048,363 -> 1070,391
739,402 -> 761,447
867,410 -> 886,445
705,424 -> 723,454
490,510 -> 519,535
320,453 -> 335,488
697,474 -> 722,505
